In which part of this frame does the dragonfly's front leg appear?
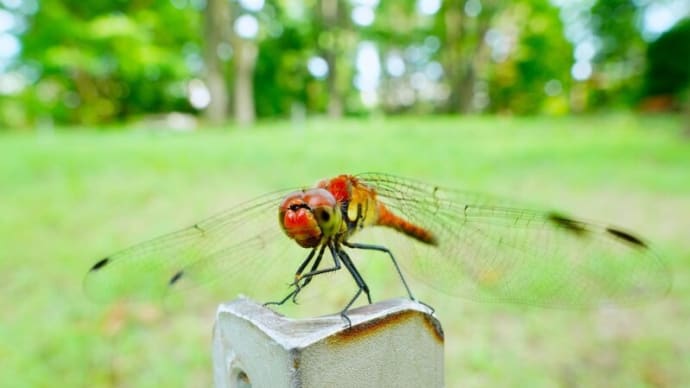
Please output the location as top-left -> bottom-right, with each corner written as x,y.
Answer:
271,241 -> 348,307
289,244 -> 329,303
264,243 -> 331,307
264,246 -> 318,307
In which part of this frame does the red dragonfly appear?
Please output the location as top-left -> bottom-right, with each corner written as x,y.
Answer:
85,173 -> 670,317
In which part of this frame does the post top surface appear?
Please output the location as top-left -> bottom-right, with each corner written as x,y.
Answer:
216,297 -> 442,350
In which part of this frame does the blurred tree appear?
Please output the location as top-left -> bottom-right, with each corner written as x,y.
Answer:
318,0 -> 351,118
203,0 -> 232,124
433,0 -> 498,113
589,0 -> 647,108
231,2 -> 261,126
252,0 -> 350,118
486,0 -> 572,115
16,0 -> 201,126
369,0 -> 439,114
643,18 -> 690,100
643,17 -> 690,135
253,15 -> 317,117
2,0 -> 687,129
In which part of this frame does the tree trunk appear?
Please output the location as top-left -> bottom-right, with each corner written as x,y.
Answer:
684,93 -> 690,137
233,38 -> 258,127
202,0 -> 232,124
455,64 -> 476,113
320,0 -> 344,118
440,0 -> 493,114
325,51 -> 343,118
442,6 -> 463,113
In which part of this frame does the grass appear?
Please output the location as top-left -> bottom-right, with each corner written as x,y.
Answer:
2,114 -> 689,387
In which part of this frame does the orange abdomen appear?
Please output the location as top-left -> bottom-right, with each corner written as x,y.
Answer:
376,202 -> 438,246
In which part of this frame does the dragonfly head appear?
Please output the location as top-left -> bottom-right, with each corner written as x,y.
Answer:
279,188 -> 342,248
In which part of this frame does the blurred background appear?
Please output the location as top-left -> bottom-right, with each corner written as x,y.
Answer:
1,0 -> 689,387
1,0 -> 689,127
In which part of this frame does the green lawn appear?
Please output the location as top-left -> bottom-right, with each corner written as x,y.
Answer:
2,114 -> 689,387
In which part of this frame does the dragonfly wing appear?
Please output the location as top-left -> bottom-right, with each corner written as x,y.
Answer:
84,189 -> 305,303
357,173 -> 671,307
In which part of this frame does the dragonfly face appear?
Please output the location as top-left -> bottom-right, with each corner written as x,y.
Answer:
279,188 -> 343,248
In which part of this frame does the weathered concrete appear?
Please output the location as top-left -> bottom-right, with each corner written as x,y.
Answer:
213,297 -> 444,388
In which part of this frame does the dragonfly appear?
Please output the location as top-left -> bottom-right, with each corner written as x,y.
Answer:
85,173 -> 671,321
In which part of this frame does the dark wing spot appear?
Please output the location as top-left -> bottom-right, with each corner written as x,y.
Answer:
169,270 -> 184,285
606,227 -> 648,248
89,257 -> 110,272
547,212 -> 588,236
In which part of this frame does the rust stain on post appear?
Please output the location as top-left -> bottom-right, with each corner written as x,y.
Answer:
422,313 -> 445,343
330,310 -> 444,344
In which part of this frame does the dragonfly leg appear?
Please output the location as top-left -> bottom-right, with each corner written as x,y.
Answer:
333,244 -> 373,328
342,241 -> 415,301
264,242 -> 342,307
335,246 -> 372,304
263,288 -> 298,307
342,241 -> 435,314
290,244 -> 328,304
264,246 -> 318,307
289,241 -> 344,283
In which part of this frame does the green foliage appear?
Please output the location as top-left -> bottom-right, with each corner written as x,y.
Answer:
11,0 -> 201,127
487,1 -> 572,115
591,0 -> 642,63
1,0 -> 688,128
644,18 -> 690,97
589,0 -> 647,108
253,15 -> 325,117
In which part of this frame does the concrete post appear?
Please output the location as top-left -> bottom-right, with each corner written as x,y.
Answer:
212,297 -> 444,388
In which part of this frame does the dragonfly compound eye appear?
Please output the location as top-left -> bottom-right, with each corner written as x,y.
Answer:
316,208 -> 330,222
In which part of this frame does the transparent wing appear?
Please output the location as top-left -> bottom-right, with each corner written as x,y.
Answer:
357,173 -> 671,307
84,189 -> 312,303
